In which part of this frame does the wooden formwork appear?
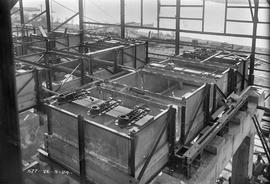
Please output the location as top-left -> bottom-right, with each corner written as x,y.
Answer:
111,70 -> 209,145
150,87 -> 265,184
44,87 -> 175,184
160,54 -> 249,95
29,32 -> 81,51
16,69 -> 38,111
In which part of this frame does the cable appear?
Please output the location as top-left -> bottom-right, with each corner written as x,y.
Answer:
51,0 -> 100,23
88,0 -> 119,22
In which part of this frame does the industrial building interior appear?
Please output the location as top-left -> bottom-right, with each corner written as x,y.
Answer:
0,0 -> 270,184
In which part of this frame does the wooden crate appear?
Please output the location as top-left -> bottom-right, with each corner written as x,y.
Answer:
46,90 -> 173,184
160,55 -> 248,96
111,70 -> 209,145
16,70 -> 37,111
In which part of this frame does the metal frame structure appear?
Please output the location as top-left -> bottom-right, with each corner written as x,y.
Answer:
10,0 -> 270,90
5,1 -> 270,183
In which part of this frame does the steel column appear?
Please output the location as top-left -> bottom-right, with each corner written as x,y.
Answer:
224,0 -> 228,34
45,0 -> 51,32
141,0 -> 143,26
157,0 -> 160,38
175,0 -> 180,55
79,0 -> 84,51
202,0 -> 205,32
0,1 -> 24,184
120,0 -> 125,39
19,0 -> 25,54
249,0 -> 259,85
19,0 -> 24,28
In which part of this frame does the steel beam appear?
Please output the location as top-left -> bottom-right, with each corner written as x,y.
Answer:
52,12 -> 79,32
84,21 -> 270,40
24,10 -> 46,25
0,1 -> 24,184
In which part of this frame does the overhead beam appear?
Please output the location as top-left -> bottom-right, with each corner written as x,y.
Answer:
84,21 -> 270,40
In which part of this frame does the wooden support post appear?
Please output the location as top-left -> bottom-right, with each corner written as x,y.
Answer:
129,132 -> 136,177
34,69 -> 41,110
134,44 -> 137,68
145,41 -> 149,64
88,57 -> 93,75
231,135 -> 254,184
0,1 -> 24,183
78,115 -> 86,184
114,50 -> 119,73
80,58 -> 85,85
45,54 -> 53,90
241,59 -> 246,90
